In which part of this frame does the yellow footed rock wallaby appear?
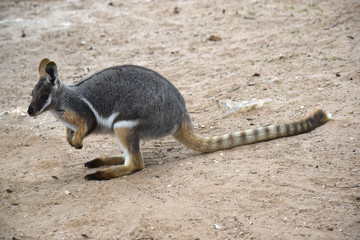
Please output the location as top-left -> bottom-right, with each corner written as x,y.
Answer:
28,58 -> 332,180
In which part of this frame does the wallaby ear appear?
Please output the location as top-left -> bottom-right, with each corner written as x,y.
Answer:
45,61 -> 59,86
38,58 -> 50,76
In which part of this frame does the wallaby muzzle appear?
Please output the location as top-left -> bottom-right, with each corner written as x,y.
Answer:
27,106 -> 35,117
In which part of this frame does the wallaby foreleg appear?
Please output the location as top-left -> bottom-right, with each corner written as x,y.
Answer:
63,110 -> 89,149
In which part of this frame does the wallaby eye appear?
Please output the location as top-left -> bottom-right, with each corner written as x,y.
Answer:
41,93 -> 49,100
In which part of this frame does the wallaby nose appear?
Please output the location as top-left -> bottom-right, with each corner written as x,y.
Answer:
27,106 -> 35,116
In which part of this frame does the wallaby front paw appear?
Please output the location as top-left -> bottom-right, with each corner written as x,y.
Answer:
66,128 -> 83,149
67,141 -> 83,149
69,138 -> 83,149
73,143 -> 83,149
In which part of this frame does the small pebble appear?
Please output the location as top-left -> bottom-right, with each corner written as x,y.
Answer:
173,7 -> 181,14
207,35 -> 222,42
81,233 -> 90,239
214,224 -> 221,229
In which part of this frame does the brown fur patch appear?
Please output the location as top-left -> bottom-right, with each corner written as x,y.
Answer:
114,128 -> 144,170
62,110 -> 88,149
173,123 -> 206,152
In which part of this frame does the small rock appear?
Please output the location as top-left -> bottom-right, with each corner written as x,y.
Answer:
173,7 -> 181,14
7,189 -> 13,193
335,72 -> 340,77
214,224 -> 221,229
81,233 -> 90,239
84,66 -> 90,74
207,35 -> 222,42
219,98 -> 272,115
64,190 -> 71,195
265,77 -> 276,83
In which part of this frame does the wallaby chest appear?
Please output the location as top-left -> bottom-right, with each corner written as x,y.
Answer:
50,110 -> 78,132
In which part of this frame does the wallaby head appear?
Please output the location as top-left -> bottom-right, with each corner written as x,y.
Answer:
28,58 -> 61,117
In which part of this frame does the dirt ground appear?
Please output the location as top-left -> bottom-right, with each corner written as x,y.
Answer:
0,0 -> 359,239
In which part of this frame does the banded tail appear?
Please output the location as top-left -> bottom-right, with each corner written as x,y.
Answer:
173,109 -> 332,153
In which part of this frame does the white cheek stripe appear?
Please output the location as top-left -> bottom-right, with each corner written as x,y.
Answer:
39,96 -> 52,114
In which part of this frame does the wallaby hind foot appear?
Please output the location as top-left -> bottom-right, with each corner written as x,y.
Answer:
85,156 -> 125,168
85,127 -> 144,180
84,164 -> 143,180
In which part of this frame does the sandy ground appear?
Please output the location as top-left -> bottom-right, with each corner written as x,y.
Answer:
0,0 -> 359,239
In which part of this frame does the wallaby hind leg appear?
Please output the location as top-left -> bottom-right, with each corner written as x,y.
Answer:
85,155 -> 125,168
85,127 -> 144,180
